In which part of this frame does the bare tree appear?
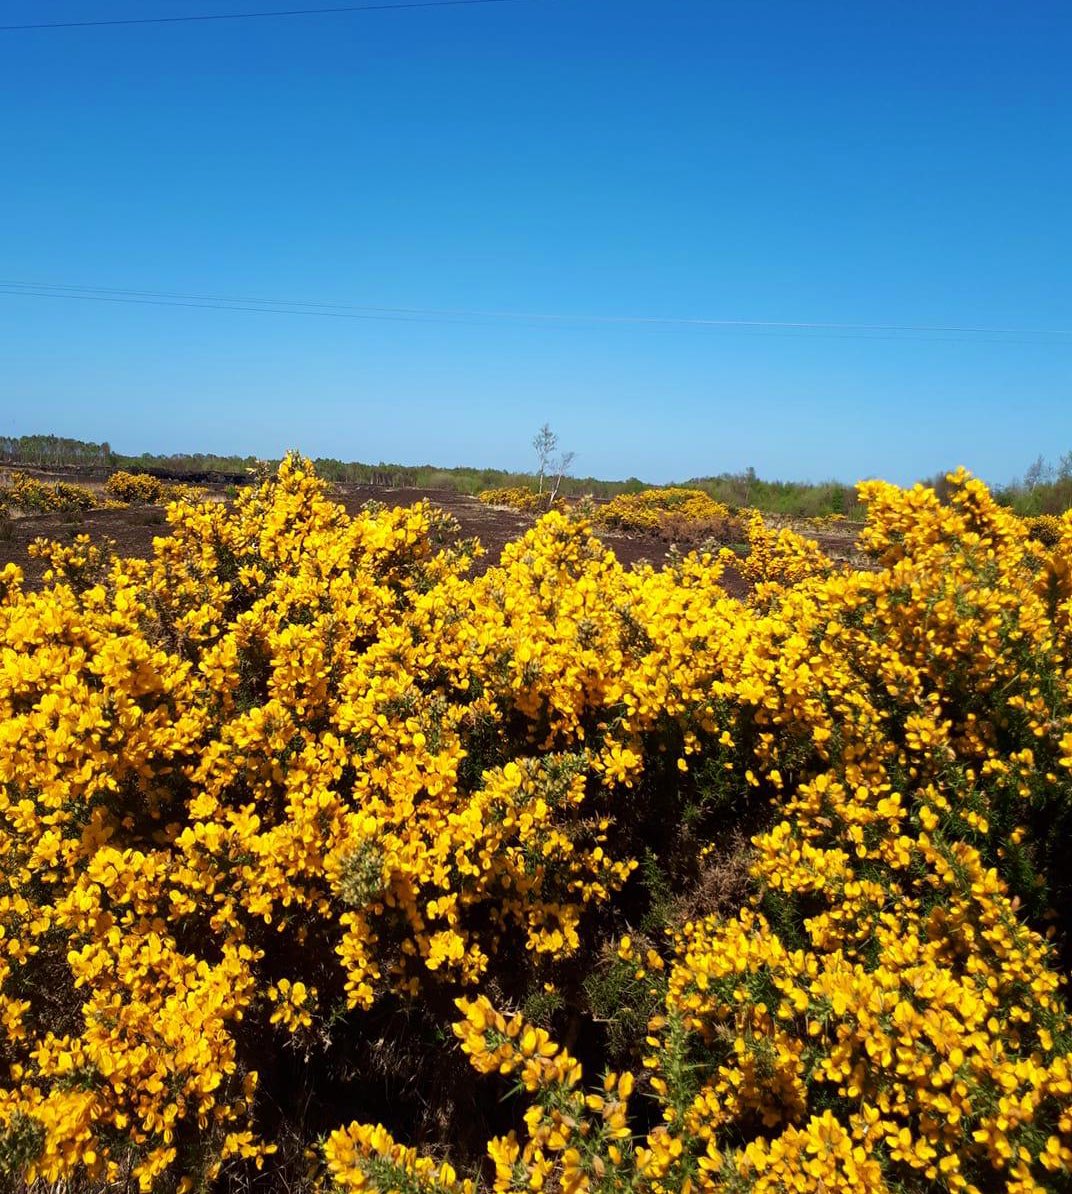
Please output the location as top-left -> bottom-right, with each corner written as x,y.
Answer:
532,423 -> 557,496
532,423 -> 574,505
547,449 -> 576,504
1024,454 -> 1054,491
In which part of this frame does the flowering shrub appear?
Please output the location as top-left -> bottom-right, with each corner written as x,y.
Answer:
594,488 -> 738,542
104,470 -> 205,506
719,512 -> 833,605
0,460 -> 1070,1191
0,473 -> 99,513
478,486 -> 566,513
105,469 -> 167,503
478,485 -> 539,510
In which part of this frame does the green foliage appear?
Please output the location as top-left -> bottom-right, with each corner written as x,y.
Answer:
582,949 -> 661,1062
683,471 -> 867,520
337,841 -> 387,909
0,434 -> 113,468
988,449 -> 1072,516
521,986 -> 565,1029
0,1112 -> 45,1178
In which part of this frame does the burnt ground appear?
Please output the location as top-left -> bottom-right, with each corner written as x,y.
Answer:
0,505 -> 175,589
0,482 -> 754,596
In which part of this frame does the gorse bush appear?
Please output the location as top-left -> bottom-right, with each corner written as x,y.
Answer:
0,470 -> 202,518
718,513 -> 833,602
479,485 -> 743,535
104,470 -> 205,506
477,486 -> 567,513
0,458 -> 1070,1192
105,469 -> 168,504
0,472 -> 99,514
593,488 -> 740,542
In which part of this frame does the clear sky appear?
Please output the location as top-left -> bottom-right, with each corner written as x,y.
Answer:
1,0 -> 1069,484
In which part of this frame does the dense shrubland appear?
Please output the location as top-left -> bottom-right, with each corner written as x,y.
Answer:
0,459 -> 1071,1192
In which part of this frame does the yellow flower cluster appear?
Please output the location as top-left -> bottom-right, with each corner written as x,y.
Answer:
0,470 -> 202,518
478,486 -> 567,513
593,487 -> 735,539
104,470 -> 204,505
328,473 -> 1072,1193
1,458 -> 1071,1190
720,511 -> 832,600
478,486 -> 547,511
0,472 -> 98,514
104,470 -> 168,504
324,994 -> 632,1194
0,460 -> 647,1185
1023,513 -> 1064,547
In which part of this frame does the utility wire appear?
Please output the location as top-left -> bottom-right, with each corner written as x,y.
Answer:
0,0 -> 523,33
2,285 -> 1065,346
0,286 -> 482,327
1,279 -> 1070,343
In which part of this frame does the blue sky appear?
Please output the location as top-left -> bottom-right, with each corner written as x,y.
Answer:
1,0 -> 1069,484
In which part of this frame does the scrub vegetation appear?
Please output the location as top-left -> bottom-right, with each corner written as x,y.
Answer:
0,456 -> 1071,1192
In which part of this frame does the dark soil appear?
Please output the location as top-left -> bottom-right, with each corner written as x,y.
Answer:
0,505 -> 174,589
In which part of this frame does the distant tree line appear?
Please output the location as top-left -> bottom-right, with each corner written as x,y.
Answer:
0,435 -> 874,517
7,432 -> 1071,520
0,434 -> 114,468
116,452 -> 261,482
304,457 -> 642,498
685,468 -> 863,519
992,451 -> 1072,515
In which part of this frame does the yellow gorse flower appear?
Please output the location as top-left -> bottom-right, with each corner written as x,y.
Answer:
594,487 -> 735,538
0,457 -> 1069,1191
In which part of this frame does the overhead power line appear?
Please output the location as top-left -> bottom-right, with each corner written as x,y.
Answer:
0,0 -> 523,33
0,286 -> 470,326
1,280 -> 1070,345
